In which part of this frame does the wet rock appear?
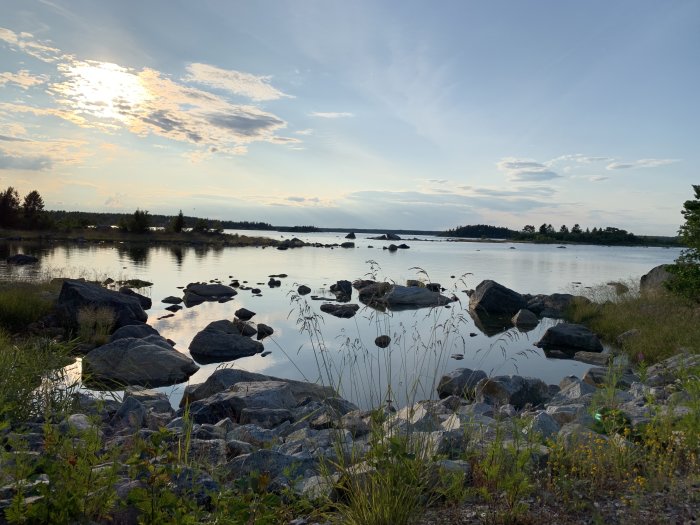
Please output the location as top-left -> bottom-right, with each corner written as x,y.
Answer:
320,303 -> 360,318
119,287 -> 152,310
535,323 -> 603,355
6,253 -> 38,265
381,285 -> 453,309
330,280 -> 353,301
469,280 -> 526,315
162,296 -> 183,304
297,285 -> 311,295
57,279 -> 147,329
83,335 -> 198,388
257,323 -> 274,340
109,323 -> 159,342
345,232 -> 356,239
340,242 -> 355,248
232,319 -> 257,337
189,320 -> 263,363
235,308 -> 256,321
165,304 -> 182,312
511,308 -> 539,329
374,335 -> 391,348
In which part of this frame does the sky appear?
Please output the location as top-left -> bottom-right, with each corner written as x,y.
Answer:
0,1 -> 698,235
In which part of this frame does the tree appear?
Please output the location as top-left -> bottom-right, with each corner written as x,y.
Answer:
571,224 -> 582,234
538,223 -> 548,234
667,185 -> 700,300
522,225 -> 536,234
171,210 -> 186,233
559,225 -> 569,234
120,209 -> 151,233
192,218 -> 210,233
0,186 -> 21,227
22,190 -> 45,229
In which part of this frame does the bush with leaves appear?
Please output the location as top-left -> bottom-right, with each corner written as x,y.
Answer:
667,185 -> 700,301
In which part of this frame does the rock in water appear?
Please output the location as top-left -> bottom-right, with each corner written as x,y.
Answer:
189,320 -> 264,364
374,335 -> 391,348
82,335 -> 198,388
57,279 -> 147,329
535,323 -> 603,355
119,287 -> 152,310
6,254 -> 38,265
235,308 -> 256,321
512,309 -> 539,329
469,280 -> 526,315
320,303 -> 360,318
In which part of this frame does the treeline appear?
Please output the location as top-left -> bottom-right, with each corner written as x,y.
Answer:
0,187 -> 50,229
515,223 -> 641,245
441,221 -> 679,246
440,224 -> 517,239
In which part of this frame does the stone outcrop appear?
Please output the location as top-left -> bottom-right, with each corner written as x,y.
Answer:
640,264 -> 671,294
57,279 -> 147,329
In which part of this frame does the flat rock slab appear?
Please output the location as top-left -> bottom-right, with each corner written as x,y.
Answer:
382,285 -> 453,309
535,323 -> 604,355
82,335 -> 198,388
189,320 -> 264,364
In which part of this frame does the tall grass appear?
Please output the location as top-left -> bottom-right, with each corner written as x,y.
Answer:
567,280 -> 700,363
0,284 -> 55,333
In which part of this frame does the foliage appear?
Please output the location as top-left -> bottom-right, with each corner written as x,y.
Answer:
440,224 -> 517,239
566,281 -> 699,363
0,186 -> 21,227
76,305 -> 115,346
170,209 -> 186,233
119,208 -> 152,233
0,284 -> 54,333
21,190 -> 46,229
0,332 -> 76,423
667,185 -> 700,301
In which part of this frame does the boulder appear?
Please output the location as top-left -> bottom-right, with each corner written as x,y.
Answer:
330,280 -> 353,300
6,254 -> 38,265
469,280 -> 526,315
109,323 -> 160,342
437,368 -> 488,399
235,308 -> 256,321
239,407 -> 293,428
232,319 -> 257,337
525,293 -> 584,318
374,335 -> 391,348
189,320 -> 264,364
640,264 -> 671,294
345,232 -> 356,239
340,242 -> 355,249
320,303 -> 359,318
57,279 -> 147,329
381,285 -> 452,309
257,323 -> 274,340
573,351 -> 611,366
187,381 -> 297,424
475,375 -> 550,409
186,283 -> 237,298
119,287 -> 152,310
82,335 -> 198,388
511,309 -> 538,329
162,296 -> 183,304
297,285 -> 311,296
535,323 -> 603,356
225,450 -> 317,483
181,368 -> 335,407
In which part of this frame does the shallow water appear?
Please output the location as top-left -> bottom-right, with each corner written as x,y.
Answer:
0,231 -> 680,409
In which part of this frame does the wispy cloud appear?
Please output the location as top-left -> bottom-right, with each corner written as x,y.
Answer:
590,176 -> 609,182
309,111 -> 354,118
184,63 -> 291,101
0,27 -> 66,62
0,70 -> 48,89
497,157 -> 561,182
606,158 -> 680,170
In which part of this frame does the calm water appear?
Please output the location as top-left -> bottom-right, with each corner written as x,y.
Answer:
0,231 -> 681,409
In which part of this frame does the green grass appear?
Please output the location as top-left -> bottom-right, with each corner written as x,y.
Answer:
567,283 -> 700,363
0,283 -> 56,333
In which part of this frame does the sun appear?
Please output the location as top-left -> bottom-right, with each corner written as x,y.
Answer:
57,61 -> 150,122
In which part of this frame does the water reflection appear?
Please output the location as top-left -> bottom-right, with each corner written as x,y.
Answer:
117,245 -> 150,266
169,246 -> 185,267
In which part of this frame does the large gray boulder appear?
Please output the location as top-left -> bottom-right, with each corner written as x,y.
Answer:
469,280 -> 526,315
82,335 -> 198,388
189,320 -> 264,364
524,293 -> 584,318
437,368 -> 488,399
181,368 -> 336,408
475,375 -> 550,409
187,381 -> 297,424
640,264 -> 671,295
58,279 -> 147,329
535,323 -> 603,356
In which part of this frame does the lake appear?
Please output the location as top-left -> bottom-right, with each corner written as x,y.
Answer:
0,231 -> 680,409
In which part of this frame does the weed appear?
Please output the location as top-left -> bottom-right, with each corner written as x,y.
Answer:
76,305 -> 115,346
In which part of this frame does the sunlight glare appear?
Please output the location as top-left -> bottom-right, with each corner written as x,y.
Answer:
60,61 -> 150,122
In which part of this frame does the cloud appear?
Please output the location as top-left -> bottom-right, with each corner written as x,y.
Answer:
0,27 -> 65,62
184,63 -> 291,101
0,70 -> 48,89
295,129 -> 313,135
427,178 -> 448,184
309,111 -> 354,118
590,176 -> 609,182
497,157 -> 562,182
0,151 -> 51,170
0,135 -> 30,142
606,158 -> 680,170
